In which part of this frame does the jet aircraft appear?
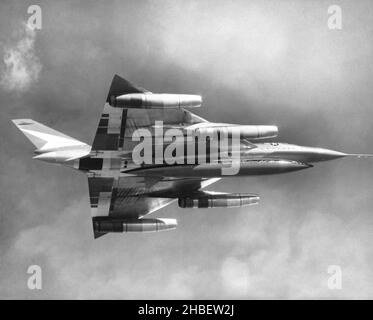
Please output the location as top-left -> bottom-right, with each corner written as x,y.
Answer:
12,75 -> 370,238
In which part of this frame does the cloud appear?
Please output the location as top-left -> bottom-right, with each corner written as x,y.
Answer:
219,208 -> 373,299
7,196 -> 199,299
221,257 -> 249,297
0,23 -> 41,92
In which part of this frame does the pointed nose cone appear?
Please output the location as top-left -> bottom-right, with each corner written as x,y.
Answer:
257,125 -> 279,138
241,195 -> 260,206
316,148 -> 347,161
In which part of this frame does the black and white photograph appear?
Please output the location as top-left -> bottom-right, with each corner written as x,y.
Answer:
0,0 -> 372,307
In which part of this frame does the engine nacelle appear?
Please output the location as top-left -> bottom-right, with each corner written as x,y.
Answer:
110,93 -> 202,109
93,218 -> 177,233
193,124 -> 278,139
178,192 -> 259,208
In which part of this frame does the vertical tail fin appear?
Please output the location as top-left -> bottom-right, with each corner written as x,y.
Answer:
12,119 -> 88,152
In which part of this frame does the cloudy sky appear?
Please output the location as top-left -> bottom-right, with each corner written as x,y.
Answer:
1,0 -> 373,299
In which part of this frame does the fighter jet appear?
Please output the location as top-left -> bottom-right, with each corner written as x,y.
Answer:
12,75 -> 371,238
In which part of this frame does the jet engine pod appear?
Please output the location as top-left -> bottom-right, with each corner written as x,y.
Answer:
194,124 -> 278,139
111,93 -> 202,109
93,218 -> 177,233
178,192 -> 259,208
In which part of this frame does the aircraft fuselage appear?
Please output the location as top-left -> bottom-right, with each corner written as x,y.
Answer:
75,142 -> 347,178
